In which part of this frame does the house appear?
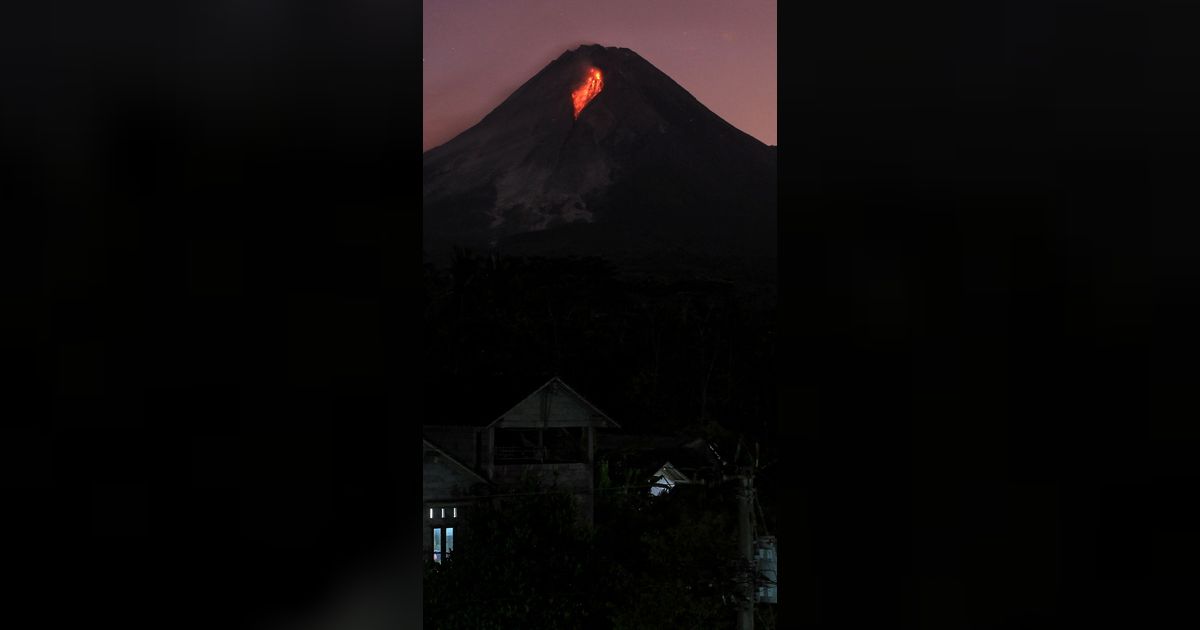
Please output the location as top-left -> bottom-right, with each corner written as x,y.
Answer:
422,377 -> 621,562
648,461 -> 692,496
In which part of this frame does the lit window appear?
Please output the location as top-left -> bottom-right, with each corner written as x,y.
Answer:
428,508 -> 433,519
453,507 -> 457,518
432,526 -> 456,563
441,508 -> 445,518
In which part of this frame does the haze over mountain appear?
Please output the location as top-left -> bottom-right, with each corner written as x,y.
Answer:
422,44 -> 777,262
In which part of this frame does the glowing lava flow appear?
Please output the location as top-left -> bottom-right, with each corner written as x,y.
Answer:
571,68 -> 604,119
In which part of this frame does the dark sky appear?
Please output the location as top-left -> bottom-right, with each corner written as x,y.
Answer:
423,0 -> 776,151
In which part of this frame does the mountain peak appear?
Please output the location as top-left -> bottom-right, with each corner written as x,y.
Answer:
564,43 -> 631,56
423,46 -> 776,261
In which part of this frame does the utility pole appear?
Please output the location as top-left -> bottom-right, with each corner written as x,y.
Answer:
736,466 -> 755,630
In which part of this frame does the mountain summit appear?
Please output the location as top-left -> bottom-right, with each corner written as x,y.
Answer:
423,44 -> 776,260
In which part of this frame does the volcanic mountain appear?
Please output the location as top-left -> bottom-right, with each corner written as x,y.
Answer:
423,44 -> 776,261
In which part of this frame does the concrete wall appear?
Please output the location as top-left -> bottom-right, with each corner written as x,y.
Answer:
423,444 -> 484,503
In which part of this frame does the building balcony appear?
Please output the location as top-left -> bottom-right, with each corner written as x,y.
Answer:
494,445 -> 585,464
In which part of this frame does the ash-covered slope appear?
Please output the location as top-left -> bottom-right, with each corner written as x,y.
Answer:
423,44 -> 776,260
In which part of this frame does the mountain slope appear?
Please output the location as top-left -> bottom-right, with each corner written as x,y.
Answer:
422,44 -> 776,260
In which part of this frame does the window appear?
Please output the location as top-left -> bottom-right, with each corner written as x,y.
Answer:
432,526 -> 455,563
426,505 -> 459,522
428,505 -> 461,561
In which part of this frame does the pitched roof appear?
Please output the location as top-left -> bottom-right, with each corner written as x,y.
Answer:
422,438 -> 489,486
486,376 -> 621,429
652,462 -> 691,484
424,374 -> 620,428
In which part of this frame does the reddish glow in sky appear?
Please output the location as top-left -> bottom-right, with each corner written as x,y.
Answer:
423,0 -> 777,152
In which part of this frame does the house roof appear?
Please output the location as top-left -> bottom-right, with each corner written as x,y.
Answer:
422,438 -> 489,486
486,376 -> 620,429
652,462 -> 691,484
423,375 -> 619,428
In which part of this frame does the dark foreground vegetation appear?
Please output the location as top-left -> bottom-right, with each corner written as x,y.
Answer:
423,477 -> 774,629
423,251 -> 777,442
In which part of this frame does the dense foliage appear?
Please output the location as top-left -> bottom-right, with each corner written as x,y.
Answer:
423,480 -> 595,629
423,477 -> 745,629
422,251 -> 777,442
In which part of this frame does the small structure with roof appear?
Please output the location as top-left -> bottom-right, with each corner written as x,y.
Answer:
595,433 -> 723,497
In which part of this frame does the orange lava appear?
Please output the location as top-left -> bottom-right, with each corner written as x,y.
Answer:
572,68 -> 604,119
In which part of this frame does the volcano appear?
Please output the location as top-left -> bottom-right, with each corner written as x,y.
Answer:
422,44 -> 777,261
